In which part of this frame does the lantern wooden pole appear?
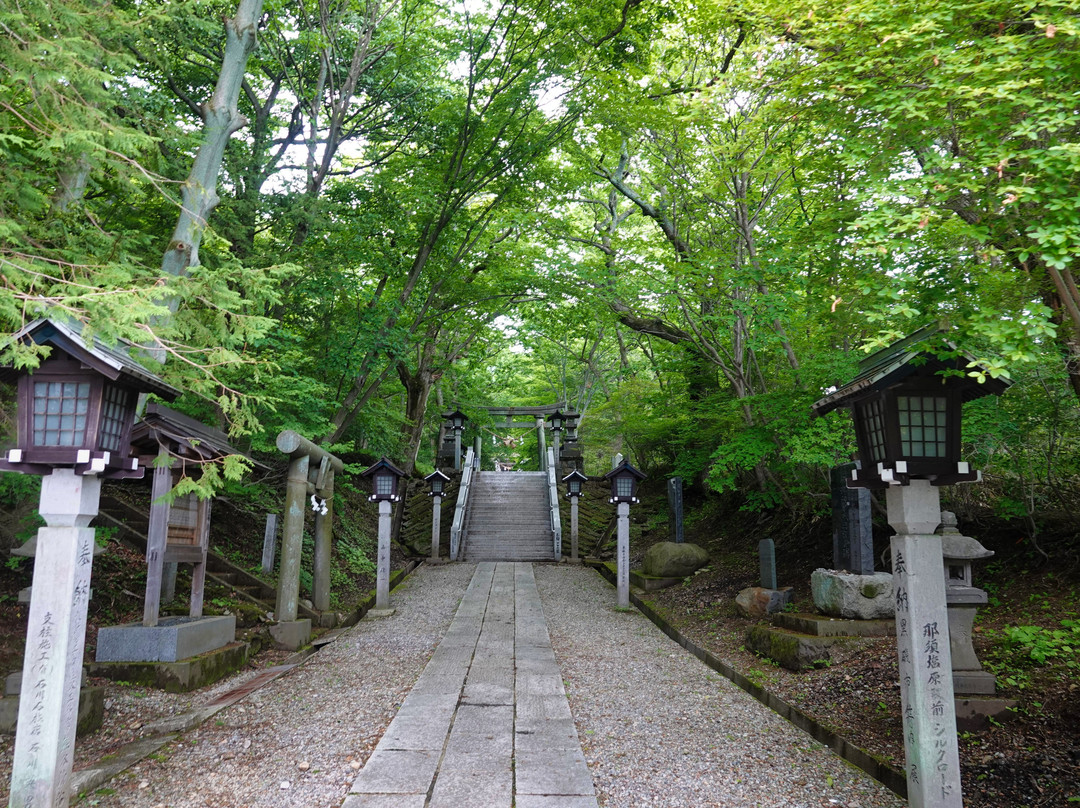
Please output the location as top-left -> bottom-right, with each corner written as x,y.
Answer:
10,469 -> 101,808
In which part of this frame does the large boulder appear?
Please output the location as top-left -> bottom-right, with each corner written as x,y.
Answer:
641,542 -> 709,578
811,569 -> 894,619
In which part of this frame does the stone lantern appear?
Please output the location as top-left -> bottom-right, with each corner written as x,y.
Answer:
0,316 -> 179,807
425,469 -> 451,563
604,460 -> 645,504
1,318 -> 178,478
604,460 -> 646,607
562,470 -> 588,563
938,512 -> 996,695
563,469 -> 587,500
361,457 -> 406,613
443,409 -> 467,471
362,456 -> 406,502
812,325 -> 1011,808
813,327 -> 1010,490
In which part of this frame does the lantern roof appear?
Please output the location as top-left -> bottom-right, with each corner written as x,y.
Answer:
562,469 -> 588,484
812,325 -> 1012,417
1,317 -> 180,400
424,469 -> 451,484
603,460 -> 646,482
130,402 -> 267,470
360,456 -> 406,480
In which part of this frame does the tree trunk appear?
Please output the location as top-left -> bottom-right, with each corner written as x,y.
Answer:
161,0 -> 264,287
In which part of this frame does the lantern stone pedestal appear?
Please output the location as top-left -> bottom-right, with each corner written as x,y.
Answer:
10,470 -> 101,808
886,480 -> 963,808
615,502 -> 630,609
368,500 -> 396,617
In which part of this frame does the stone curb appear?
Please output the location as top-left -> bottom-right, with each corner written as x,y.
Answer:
584,560 -> 907,800
70,559 -> 425,801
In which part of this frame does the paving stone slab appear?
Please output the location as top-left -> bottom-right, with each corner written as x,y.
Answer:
430,768 -> 513,808
515,747 -> 595,796
341,795 -> 428,808
350,748 -> 440,794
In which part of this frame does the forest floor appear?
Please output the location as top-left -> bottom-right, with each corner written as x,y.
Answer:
620,484 -> 1080,808
0,473 -> 1077,806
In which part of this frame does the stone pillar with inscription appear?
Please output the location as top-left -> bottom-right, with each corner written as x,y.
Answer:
430,494 -> 443,562
616,502 -> 630,609
569,496 -> 580,562
372,500 -> 394,615
886,479 -> 963,808
10,469 -> 102,808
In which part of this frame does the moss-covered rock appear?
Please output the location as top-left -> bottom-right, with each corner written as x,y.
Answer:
641,542 -> 709,577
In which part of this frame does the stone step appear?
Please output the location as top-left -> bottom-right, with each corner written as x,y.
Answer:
772,612 -> 895,637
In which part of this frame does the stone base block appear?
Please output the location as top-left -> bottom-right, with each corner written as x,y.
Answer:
0,686 -> 105,737
954,670 -> 997,696
89,642 -> 249,693
773,613 -> 895,638
269,618 -> 311,650
96,615 -> 236,663
955,697 -> 1017,732
365,608 -> 396,619
735,586 -> 794,618
629,569 -> 684,592
746,625 -> 846,671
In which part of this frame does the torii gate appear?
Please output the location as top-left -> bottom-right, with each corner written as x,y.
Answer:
438,404 -> 582,472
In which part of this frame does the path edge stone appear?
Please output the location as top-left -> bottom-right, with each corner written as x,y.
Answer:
585,560 -> 907,801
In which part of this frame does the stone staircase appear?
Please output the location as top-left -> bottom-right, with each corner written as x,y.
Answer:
464,472 -> 555,562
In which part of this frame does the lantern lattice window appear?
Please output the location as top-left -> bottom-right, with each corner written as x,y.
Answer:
856,397 -> 888,463
32,381 -> 91,447
897,395 -> 948,458
99,385 -> 132,452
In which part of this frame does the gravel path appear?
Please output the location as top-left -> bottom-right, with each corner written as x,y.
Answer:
4,563 -> 909,807
534,564 -> 906,808
76,563 -> 475,808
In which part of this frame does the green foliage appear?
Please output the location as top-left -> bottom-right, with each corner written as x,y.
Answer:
995,620 -> 1080,669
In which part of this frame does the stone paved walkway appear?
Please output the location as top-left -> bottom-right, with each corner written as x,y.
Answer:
342,562 -> 597,808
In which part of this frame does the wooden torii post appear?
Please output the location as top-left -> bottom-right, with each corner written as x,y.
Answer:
271,431 -> 343,649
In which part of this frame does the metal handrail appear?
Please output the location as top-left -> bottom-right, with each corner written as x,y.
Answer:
546,447 -> 562,560
450,447 -> 477,560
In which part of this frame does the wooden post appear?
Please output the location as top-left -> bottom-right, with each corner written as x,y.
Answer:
190,497 -> 211,618
261,513 -> 278,575
142,446 -> 172,628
